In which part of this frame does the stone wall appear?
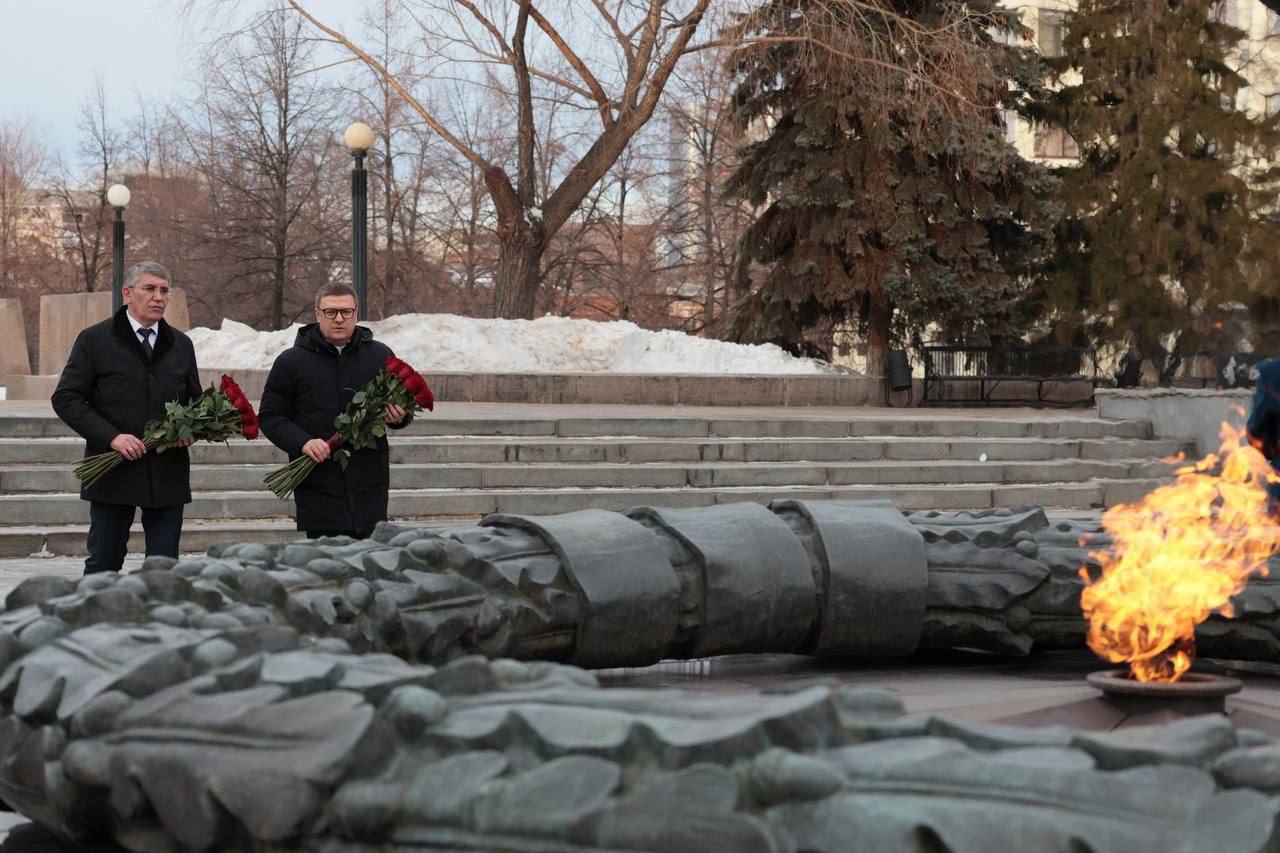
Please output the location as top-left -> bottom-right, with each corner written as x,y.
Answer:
0,299 -> 30,376
38,292 -> 111,375
0,375 -> 56,401
37,290 -> 190,375
1096,388 -> 1252,458
192,369 -> 911,407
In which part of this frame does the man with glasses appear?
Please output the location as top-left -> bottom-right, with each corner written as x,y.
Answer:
51,261 -> 201,574
259,283 -> 412,539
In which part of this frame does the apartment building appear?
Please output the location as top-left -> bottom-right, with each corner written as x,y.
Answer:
1004,0 -> 1280,162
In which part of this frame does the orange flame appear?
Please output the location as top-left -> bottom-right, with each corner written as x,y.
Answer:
1080,419 -> 1280,683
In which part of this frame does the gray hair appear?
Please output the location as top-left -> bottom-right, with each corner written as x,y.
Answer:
122,261 -> 172,290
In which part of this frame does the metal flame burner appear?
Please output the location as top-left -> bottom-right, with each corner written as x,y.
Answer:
1087,670 -> 1243,715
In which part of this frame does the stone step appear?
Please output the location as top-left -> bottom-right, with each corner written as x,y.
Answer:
0,458 -> 1178,494
0,413 -> 1156,441
0,435 -> 1191,466
0,478 -> 1167,529
0,520 -> 313,559
0,518 -> 480,560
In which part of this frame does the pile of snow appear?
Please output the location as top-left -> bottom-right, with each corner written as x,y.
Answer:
187,314 -> 850,375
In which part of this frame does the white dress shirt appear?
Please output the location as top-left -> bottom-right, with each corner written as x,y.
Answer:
125,312 -> 158,348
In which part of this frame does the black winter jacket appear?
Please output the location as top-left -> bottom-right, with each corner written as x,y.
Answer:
51,308 -> 202,508
258,324 -> 412,533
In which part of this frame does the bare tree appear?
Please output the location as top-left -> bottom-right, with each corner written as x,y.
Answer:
540,130 -> 687,326
347,0 -> 432,318
0,118 -> 49,288
128,91 -> 184,180
51,77 -> 122,294
179,8 -> 347,329
285,0 -> 714,319
662,46 -> 749,337
416,82 -> 515,312
0,117 -> 60,365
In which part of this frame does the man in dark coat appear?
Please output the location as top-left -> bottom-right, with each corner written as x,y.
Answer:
258,283 -> 411,539
51,261 -> 201,574
1247,357 -> 1280,505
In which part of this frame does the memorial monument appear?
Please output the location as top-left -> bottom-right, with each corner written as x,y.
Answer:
0,500 -> 1278,851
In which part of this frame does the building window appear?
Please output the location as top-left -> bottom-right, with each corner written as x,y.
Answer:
1034,125 -> 1079,159
1038,10 -> 1064,57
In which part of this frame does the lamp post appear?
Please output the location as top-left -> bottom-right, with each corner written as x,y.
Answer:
344,122 -> 375,321
106,183 -> 131,314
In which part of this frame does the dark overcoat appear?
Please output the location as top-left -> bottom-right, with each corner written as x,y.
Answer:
51,307 -> 202,508
1248,357 -> 1280,502
258,324 -> 412,533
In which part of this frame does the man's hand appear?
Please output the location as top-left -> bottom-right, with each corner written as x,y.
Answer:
173,437 -> 195,448
302,438 -> 332,463
110,433 -> 147,461
383,403 -> 406,425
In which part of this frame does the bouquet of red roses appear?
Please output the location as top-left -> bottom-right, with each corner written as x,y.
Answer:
73,375 -> 259,488
264,356 -> 434,498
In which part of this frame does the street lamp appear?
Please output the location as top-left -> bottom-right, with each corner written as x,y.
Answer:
344,121 -> 375,321
106,184 -> 131,314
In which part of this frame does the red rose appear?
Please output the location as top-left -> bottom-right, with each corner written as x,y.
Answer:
404,375 -> 433,410
387,357 -> 412,379
242,421 -> 259,441
221,375 -> 246,400
387,355 -> 416,381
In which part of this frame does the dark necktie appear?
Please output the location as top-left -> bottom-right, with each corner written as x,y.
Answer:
138,327 -> 154,359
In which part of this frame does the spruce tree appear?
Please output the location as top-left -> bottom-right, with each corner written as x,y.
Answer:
725,0 -> 1057,371
1043,0 -> 1280,368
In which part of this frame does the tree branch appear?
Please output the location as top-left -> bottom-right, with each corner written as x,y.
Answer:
591,0 -> 634,65
284,0 -> 492,172
511,0 -> 538,210
625,0 -> 666,108
521,2 -> 615,128
450,0 -> 515,57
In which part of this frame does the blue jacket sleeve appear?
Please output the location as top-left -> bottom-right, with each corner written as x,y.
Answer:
1247,361 -> 1280,461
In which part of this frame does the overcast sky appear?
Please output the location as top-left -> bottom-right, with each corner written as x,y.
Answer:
0,0 -> 359,165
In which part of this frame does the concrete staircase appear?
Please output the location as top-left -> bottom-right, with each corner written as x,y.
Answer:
0,409 -> 1185,557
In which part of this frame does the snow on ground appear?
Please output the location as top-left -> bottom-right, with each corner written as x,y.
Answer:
187,314 -> 851,375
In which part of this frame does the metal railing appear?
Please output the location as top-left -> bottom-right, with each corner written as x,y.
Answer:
921,345 -> 1098,406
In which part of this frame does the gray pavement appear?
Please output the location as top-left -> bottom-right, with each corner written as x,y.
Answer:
599,650 -> 1280,736
0,555 -> 142,587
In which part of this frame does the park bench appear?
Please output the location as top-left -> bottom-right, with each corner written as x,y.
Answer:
921,345 -> 1099,406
